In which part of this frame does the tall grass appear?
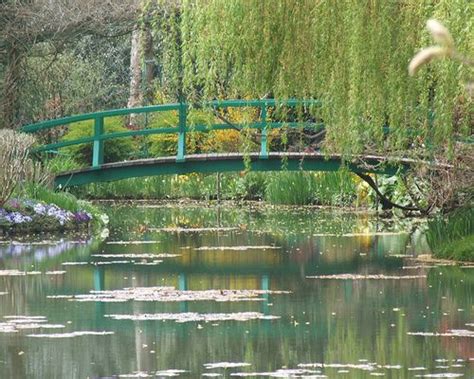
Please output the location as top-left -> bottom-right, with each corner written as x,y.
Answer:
265,171 -> 357,206
74,177 -> 175,200
313,171 -> 357,206
70,170 -> 360,206
265,172 -> 316,205
426,207 -> 474,261
23,182 -> 82,212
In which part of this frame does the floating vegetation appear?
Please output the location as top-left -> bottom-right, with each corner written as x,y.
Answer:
298,362 -> 386,371
311,232 -> 408,237
118,371 -> 188,378
92,253 -> 180,259
118,369 -> 188,377
414,374 -> 464,378
0,270 -> 36,276
60,253 -> 178,267
118,372 -> 153,378
0,291 -> 7,295
45,271 -> 66,275
204,362 -> 252,369
230,369 -> 325,377
408,329 -> 474,338
0,316 -> 65,333
94,260 -> 132,265
154,370 -> 187,377
46,295 -> 74,299
0,270 -> 45,276
27,331 -> 114,338
61,262 -> 89,265
306,274 -> 427,280
195,245 -> 281,251
133,261 -> 163,266
154,227 -> 240,233
106,241 -> 161,245
62,287 -> 290,303
106,312 -> 279,323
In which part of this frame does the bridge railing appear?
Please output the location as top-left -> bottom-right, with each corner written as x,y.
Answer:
21,99 -> 322,168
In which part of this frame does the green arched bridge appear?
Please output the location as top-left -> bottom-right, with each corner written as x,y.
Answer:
22,99 -> 419,188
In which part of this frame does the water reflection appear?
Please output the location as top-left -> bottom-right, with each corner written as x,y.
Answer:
0,205 -> 472,378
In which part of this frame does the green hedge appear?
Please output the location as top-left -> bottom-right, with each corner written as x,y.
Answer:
61,116 -> 136,165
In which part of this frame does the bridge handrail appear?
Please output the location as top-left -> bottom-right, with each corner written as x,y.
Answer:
21,98 -> 322,167
21,99 -> 321,133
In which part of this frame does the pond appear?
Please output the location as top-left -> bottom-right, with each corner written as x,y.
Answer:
0,204 -> 472,378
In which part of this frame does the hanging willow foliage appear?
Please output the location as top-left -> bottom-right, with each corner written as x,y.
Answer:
150,0 -> 472,161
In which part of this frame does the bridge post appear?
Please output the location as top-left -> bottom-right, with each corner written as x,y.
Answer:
259,105 -> 268,159
176,102 -> 187,162
92,116 -> 104,168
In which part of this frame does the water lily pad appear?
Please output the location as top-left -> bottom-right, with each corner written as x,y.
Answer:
106,312 -> 279,323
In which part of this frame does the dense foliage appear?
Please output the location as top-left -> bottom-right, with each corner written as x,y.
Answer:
62,117 -> 137,165
1,1 -> 472,216
152,0 -> 472,160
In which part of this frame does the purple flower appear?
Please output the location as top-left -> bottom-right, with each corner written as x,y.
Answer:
73,211 -> 92,223
6,199 -> 21,209
4,211 -> 32,224
34,203 -> 47,215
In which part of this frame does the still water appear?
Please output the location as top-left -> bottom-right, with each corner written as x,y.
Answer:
0,204 -> 472,378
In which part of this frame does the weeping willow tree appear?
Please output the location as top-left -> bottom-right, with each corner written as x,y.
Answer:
150,0 -> 472,210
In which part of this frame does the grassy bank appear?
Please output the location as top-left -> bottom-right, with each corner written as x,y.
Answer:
426,207 -> 474,261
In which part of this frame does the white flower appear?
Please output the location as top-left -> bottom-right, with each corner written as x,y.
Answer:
100,214 -> 109,225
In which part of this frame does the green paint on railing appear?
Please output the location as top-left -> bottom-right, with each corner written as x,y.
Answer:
92,117 -> 104,168
20,98 -> 440,188
260,105 -> 268,159
23,99 -> 321,164
176,102 -> 187,162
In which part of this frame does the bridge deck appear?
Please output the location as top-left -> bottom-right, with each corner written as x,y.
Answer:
55,152 -> 415,187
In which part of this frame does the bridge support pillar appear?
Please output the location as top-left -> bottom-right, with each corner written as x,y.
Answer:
92,117 -> 104,167
259,105 -> 268,159
176,102 -> 187,162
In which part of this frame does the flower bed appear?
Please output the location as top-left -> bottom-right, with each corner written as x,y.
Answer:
0,198 -> 97,234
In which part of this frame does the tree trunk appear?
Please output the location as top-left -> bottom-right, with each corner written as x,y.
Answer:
127,28 -> 143,127
1,45 -> 22,129
143,27 -> 155,104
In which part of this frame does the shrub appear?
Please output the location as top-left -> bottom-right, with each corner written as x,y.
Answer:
148,109 -> 216,156
61,116 -> 136,165
45,155 -> 81,174
0,130 -> 36,206
216,172 -> 267,200
201,129 -> 242,153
